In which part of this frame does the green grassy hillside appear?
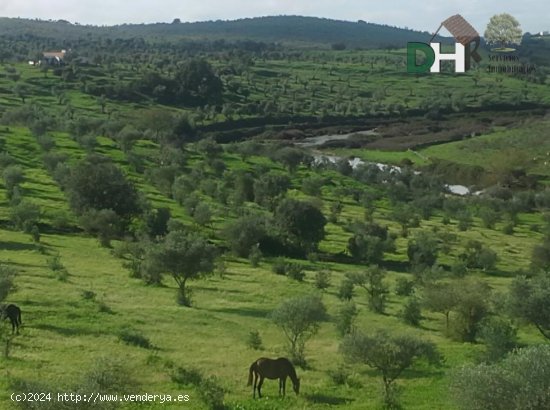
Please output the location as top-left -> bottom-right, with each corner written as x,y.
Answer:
0,30 -> 549,410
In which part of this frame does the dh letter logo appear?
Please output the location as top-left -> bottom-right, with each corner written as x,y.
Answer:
407,42 -> 466,73
407,42 -> 435,73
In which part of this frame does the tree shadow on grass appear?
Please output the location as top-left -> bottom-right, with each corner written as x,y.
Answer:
305,393 -> 352,405
0,241 -> 37,252
381,260 -> 410,273
206,306 -> 271,319
32,323 -> 107,337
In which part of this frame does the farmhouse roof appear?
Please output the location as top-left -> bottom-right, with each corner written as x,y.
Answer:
43,50 -> 66,59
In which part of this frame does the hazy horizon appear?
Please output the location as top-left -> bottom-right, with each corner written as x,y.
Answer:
0,0 -> 547,34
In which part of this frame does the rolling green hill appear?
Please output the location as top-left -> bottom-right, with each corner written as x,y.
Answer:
0,15 -> 443,48
0,19 -> 550,410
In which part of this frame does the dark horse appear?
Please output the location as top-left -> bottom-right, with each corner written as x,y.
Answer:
1,304 -> 22,334
247,357 -> 300,398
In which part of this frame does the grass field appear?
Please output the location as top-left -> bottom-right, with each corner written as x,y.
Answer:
1,116 -> 548,409
0,40 -> 549,409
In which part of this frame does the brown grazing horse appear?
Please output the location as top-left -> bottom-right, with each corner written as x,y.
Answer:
247,357 -> 300,398
1,304 -> 22,334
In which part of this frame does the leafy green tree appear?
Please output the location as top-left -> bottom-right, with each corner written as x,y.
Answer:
347,233 -> 385,264
314,270 -> 331,291
301,175 -> 326,197
484,13 -> 523,49
10,200 -> 40,233
341,331 -> 442,407
531,240 -> 550,273
508,275 -> 550,340
460,240 -> 498,271
451,345 -> 550,410
450,280 -> 492,342
223,214 -> 268,258
275,198 -> 326,253
407,232 -> 438,271
145,231 -> 217,306
478,317 -> 518,363
174,59 -> 223,106
401,297 -> 423,327
79,209 -> 122,247
274,147 -> 305,173
2,165 -> 24,199
478,207 -> 501,229
392,205 -> 418,237
423,282 -> 459,331
253,173 -> 291,209
0,264 -> 17,303
335,301 -> 358,336
346,267 -> 388,313
196,137 -> 223,158
193,202 -> 213,227
66,157 -> 141,222
232,171 -> 255,204
271,294 -> 327,366
338,278 -> 354,301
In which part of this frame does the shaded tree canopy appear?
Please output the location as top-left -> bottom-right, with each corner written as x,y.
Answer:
508,275 -> 550,340
175,59 -> 223,106
275,198 -> 326,252
66,156 -> 141,220
451,345 -> 550,410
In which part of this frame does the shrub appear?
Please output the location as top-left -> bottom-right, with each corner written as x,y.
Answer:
335,301 -> 358,336
478,317 -> 518,363
327,365 -> 351,386
82,356 -> 136,394
171,366 -> 204,386
286,263 -> 306,282
451,345 -> 550,410
81,290 -> 96,300
314,270 -> 331,290
36,134 -> 55,151
401,297 -> 423,327
338,278 -> 354,300
118,329 -> 153,349
451,261 -> 468,277
42,152 -> 69,173
47,253 -> 65,272
10,200 -> 40,232
246,330 -> 263,350
271,257 -> 287,275
198,376 -> 225,410
0,264 -> 17,303
248,246 -> 262,267
395,278 -> 415,296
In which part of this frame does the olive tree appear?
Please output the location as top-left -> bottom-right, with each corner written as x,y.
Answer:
144,231 -> 217,306
341,331 -> 442,407
508,275 -> 550,340
451,345 -> 550,410
271,294 -> 327,366
275,198 -> 326,253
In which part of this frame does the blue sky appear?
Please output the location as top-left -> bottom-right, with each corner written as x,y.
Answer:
0,0 -> 547,33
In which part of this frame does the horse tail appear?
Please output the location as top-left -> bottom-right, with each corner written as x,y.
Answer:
247,363 -> 255,386
17,307 -> 22,325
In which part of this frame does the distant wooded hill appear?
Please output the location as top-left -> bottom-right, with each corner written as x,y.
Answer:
0,15 -> 443,48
